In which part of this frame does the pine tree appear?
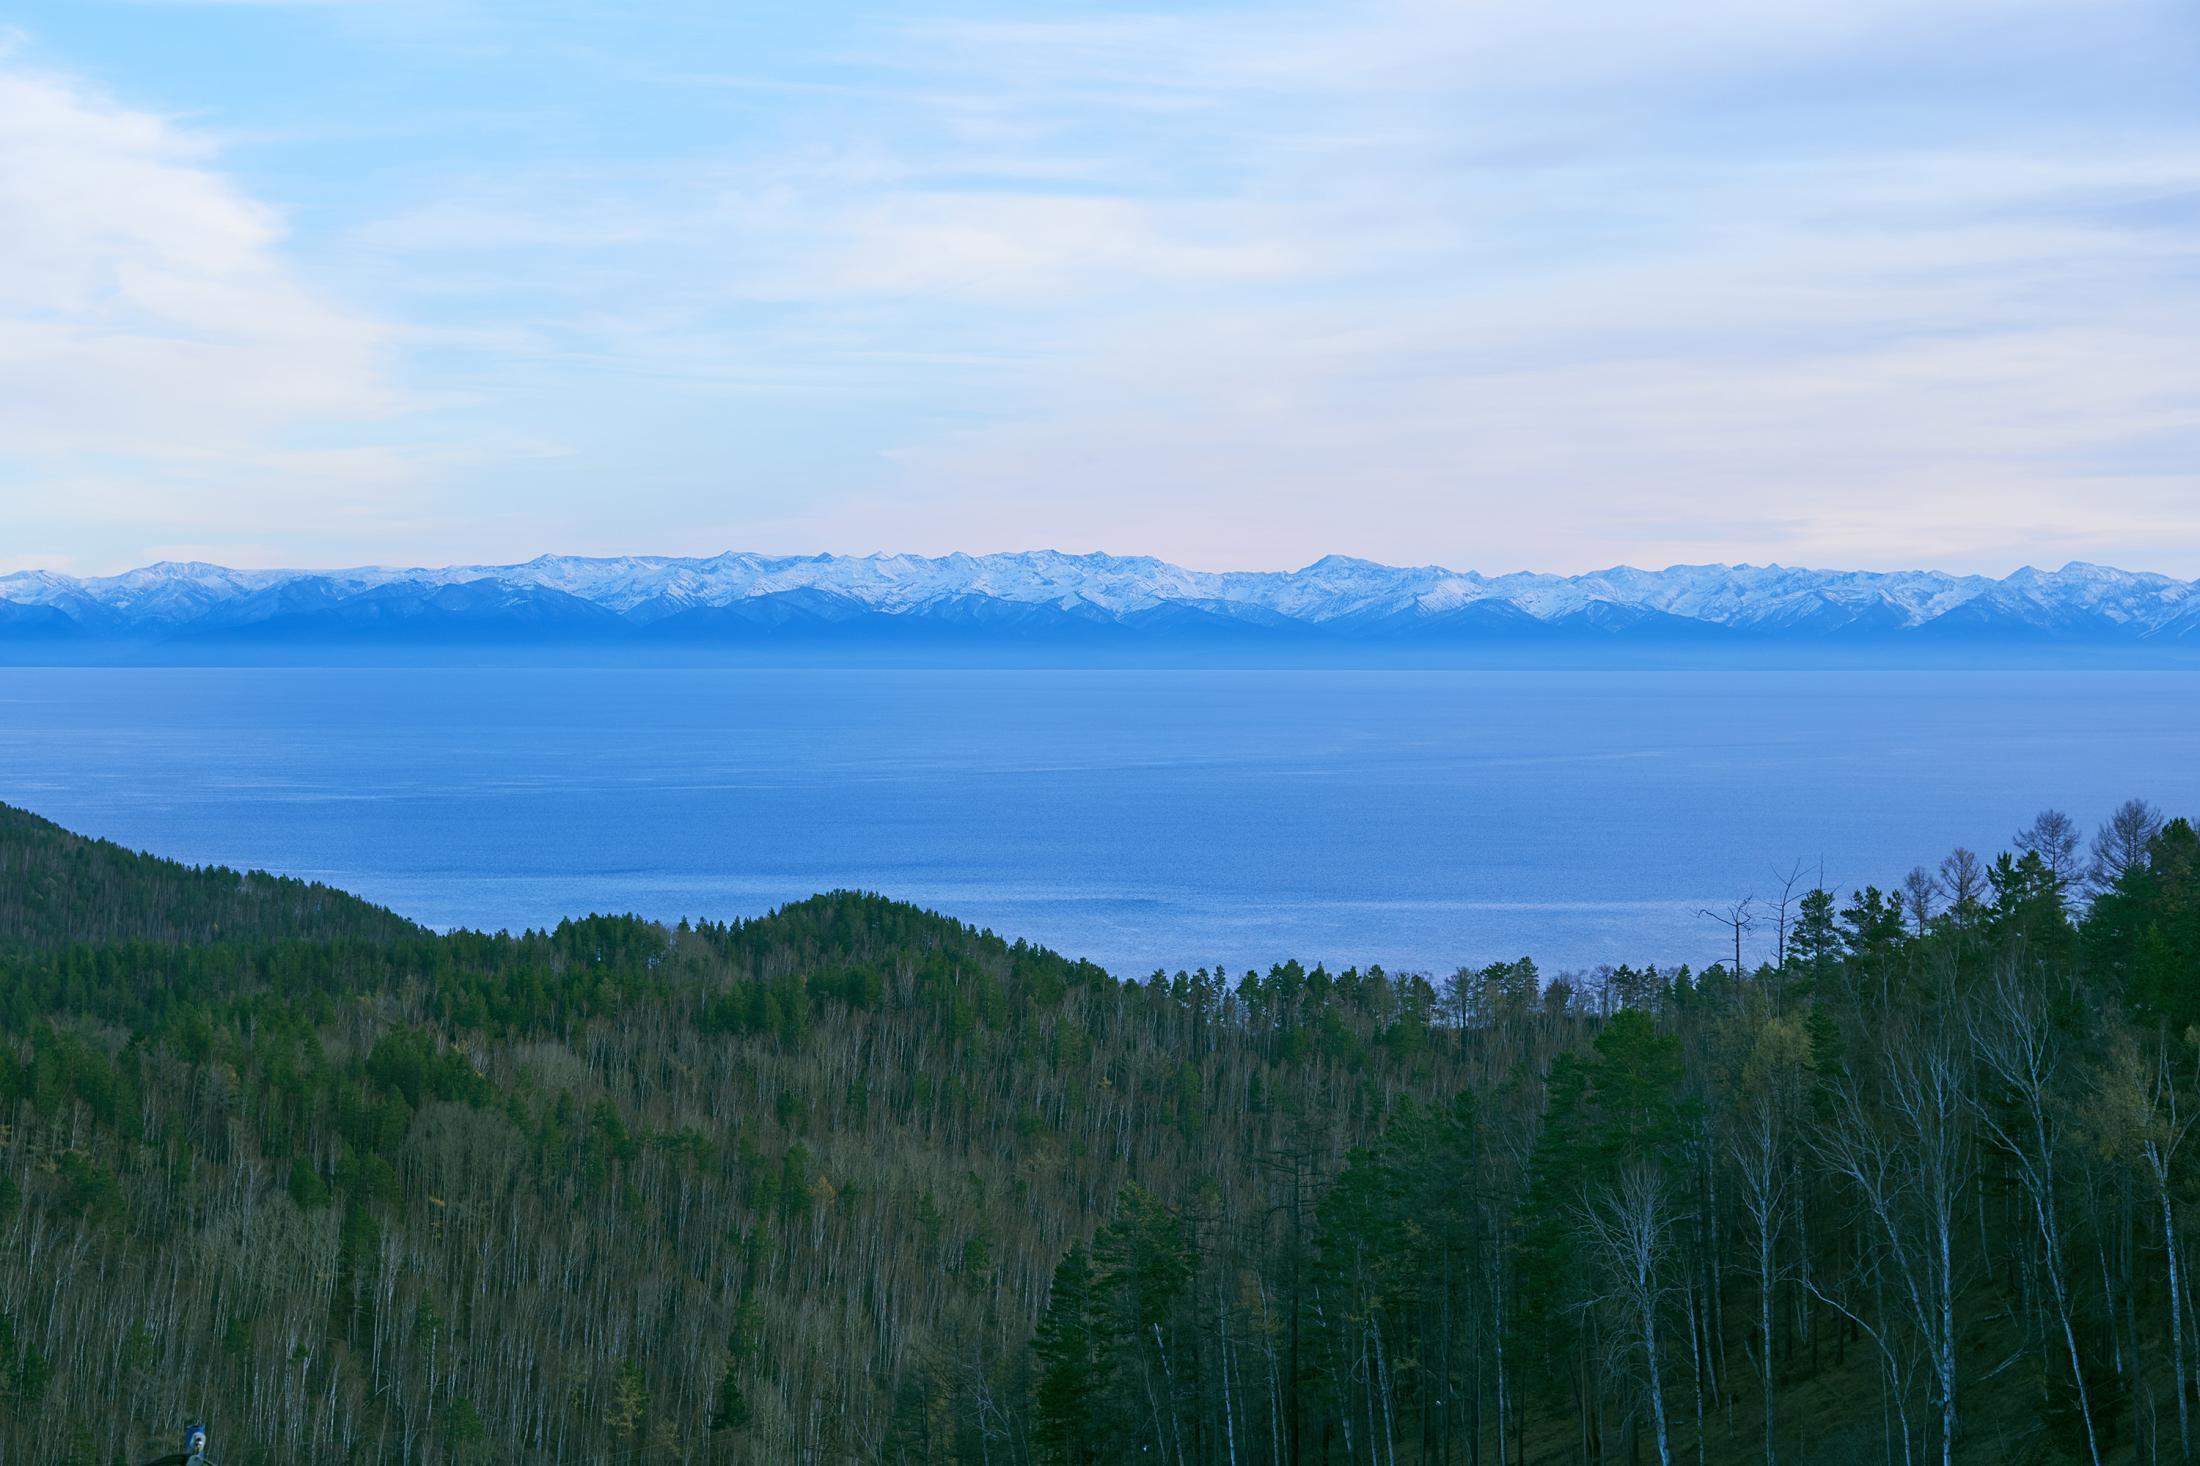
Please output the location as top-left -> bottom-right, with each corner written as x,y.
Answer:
1032,1245 -> 1098,1466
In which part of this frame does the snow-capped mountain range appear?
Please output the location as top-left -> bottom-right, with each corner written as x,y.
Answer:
5,552 -> 2200,658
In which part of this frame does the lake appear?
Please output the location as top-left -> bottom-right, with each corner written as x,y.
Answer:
0,666 -> 2192,976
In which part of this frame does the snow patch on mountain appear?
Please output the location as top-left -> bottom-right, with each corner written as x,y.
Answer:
3,552 -> 2198,642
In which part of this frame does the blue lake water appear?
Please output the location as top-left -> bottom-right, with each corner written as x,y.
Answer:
0,666 -> 2193,976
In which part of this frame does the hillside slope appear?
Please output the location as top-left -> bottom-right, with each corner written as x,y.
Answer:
0,802 -> 418,950
2,804 -> 2197,1464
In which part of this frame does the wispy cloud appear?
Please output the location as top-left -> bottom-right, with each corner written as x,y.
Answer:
6,0 -> 2200,572
0,54 -> 400,454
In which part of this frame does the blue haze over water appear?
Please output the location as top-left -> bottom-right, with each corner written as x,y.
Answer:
1,667 -> 2193,977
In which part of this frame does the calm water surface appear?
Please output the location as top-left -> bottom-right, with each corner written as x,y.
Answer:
1,667 -> 2193,975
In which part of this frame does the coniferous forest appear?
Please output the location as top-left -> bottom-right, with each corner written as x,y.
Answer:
6,798 -> 2200,1466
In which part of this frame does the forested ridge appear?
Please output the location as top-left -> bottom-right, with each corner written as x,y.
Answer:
0,804 -> 418,951
3,801 -> 2200,1465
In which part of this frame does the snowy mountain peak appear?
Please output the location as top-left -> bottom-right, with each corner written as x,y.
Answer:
2,551 -> 2197,655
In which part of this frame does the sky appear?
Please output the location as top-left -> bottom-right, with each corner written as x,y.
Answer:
1,0 -> 2198,578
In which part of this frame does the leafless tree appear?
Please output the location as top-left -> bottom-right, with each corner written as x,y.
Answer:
1968,969 -> 2102,1466
1696,897 -> 1754,980
2014,809 -> 2084,898
1769,861 -> 1810,968
2090,1033 -> 2198,1462
1937,848 -> 1987,929
1579,1165 -> 1680,1466
1729,1013 -> 1810,1466
1899,867 -> 1939,936
1814,1017 -> 1968,1466
2089,797 -> 2165,895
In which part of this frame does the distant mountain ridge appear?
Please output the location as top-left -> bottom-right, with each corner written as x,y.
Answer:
6,551 -> 2200,662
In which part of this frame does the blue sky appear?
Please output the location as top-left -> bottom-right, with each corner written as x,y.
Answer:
2,0 -> 2198,576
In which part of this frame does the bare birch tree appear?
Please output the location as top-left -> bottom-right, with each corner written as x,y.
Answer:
1969,969 -> 2103,1466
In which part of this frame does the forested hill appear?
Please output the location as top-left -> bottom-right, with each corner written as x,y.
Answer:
0,802 -> 418,950
4,804 -> 2200,1465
